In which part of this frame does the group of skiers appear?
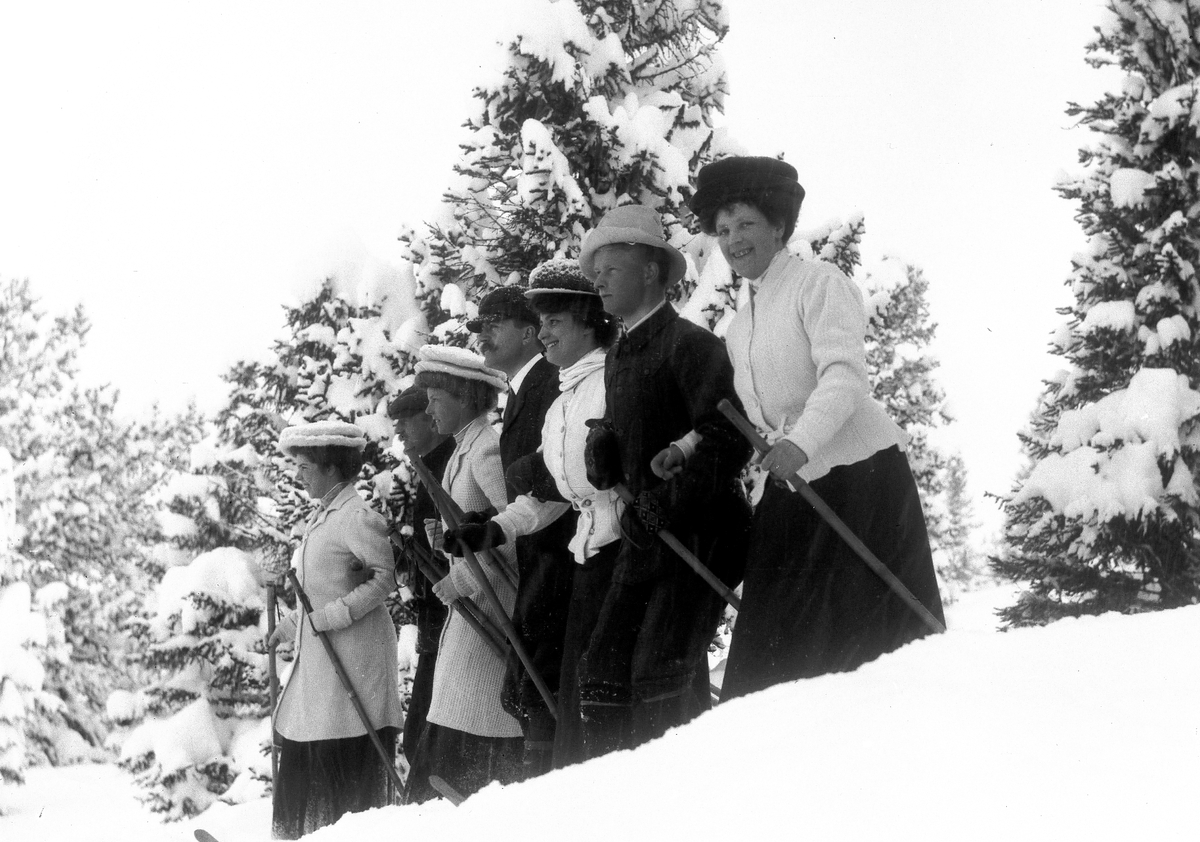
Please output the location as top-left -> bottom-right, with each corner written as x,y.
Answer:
267,156 -> 946,839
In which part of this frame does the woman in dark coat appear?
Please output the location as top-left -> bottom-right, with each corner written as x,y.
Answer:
688,156 -> 945,700
270,420 -> 403,839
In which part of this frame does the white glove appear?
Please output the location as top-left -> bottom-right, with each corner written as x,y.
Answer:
267,612 -> 298,649
308,598 -> 353,633
432,573 -> 461,606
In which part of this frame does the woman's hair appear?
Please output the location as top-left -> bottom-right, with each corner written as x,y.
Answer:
529,292 -> 619,348
412,369 -> 499,416
696,188 -> 800,242
288,445 -> 364,482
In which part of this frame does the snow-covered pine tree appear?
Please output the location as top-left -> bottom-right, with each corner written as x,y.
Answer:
938,452 -> 988,597
0,278 -> 185,766
996,0 -> 1200,626
860,258 -> 953,560
400,0 -> 735,340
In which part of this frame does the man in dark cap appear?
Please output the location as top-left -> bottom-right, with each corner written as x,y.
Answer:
387,385 -> 455,771
576,205 -> 752,757
467,285 -> 577,775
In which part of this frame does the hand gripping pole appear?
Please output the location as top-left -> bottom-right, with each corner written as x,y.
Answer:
717,399 -> 945,635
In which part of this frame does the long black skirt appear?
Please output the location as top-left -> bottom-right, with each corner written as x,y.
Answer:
402,722 -> 523,805
402,648 -> 437,765
272,727 -> 398,840
721,445 -> 945,701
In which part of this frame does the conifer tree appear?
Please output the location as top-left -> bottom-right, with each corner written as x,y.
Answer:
400,0 -> 735,339
997,0 -> 1200,626
939,452 -> 987,597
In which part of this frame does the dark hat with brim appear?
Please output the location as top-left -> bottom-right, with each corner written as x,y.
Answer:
387,385 -> 429,419
465,285 -> 540,332
689,156 -> 805,221
578,205 -> 688,285
523,258 -> 599,298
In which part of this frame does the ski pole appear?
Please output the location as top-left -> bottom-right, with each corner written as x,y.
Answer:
717,399 -> 945,635
610,483 -> 741,611
412,461 -> 519,592
406,449 -> 558,720
285,569 -> 406,791
388,530 -> 509,659
266,581 -> 280,784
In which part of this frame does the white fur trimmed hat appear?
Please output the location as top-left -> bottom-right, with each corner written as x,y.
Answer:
278,420 -> 368,457
414,344 -> 508,391
578,204 -> 688,285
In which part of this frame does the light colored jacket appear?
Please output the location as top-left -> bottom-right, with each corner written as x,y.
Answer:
427,415 -> 523,738
725,249 -> 907,482
275,483 -> 403,741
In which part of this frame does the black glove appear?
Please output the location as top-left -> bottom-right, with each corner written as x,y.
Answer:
444,520 -> 506,555
506,452 -> 565,502
584,418 -> 624,490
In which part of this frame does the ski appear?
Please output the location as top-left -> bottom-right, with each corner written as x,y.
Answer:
194,830 -> 220,842
428,774 -> 465,806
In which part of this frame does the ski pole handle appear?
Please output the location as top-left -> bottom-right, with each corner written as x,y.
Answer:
611,483 -> 741,611
717,399 -> 945,635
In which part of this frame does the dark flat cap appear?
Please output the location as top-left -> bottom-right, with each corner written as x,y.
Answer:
387,385 -> 429,419
465,285 -> 540,332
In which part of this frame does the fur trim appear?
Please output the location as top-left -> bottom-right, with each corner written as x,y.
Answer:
278,420 -> 367,456
415,344 -> 508,391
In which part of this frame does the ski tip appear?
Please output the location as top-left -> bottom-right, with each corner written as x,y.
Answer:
194,830 -> 220,842
428,774 -> 465,806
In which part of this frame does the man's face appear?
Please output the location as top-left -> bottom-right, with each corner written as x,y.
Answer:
592,245 -> 653,321
475,317 -> 534,375
393,411 -> 441,455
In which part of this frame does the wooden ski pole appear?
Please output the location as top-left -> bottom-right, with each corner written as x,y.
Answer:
266,581 -> 280,784
610,483 -> 741,611
414,464 -> 518,591
717,399 -> 946,635
405,449 -> 558,720
285,569 -> 406,791
388,531 -> 509,659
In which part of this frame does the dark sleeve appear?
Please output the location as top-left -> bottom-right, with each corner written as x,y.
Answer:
657,326 -> 752,522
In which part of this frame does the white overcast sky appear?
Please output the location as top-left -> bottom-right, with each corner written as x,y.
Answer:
0,0 -> 1114,539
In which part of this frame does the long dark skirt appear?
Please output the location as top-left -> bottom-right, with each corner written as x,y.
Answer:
722,445 -> 945,701
402,649 -> 437,765
402,722 -> 523,805
552,541 -> 619,769
272,727 -> 398,840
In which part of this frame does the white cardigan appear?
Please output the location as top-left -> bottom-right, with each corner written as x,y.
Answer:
724,249 -> 907,482
493,347 -> 623,563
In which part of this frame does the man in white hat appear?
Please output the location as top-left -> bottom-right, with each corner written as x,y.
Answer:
573,204 -> 753,758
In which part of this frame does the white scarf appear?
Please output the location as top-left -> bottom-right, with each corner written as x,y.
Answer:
558,346 -> 606,392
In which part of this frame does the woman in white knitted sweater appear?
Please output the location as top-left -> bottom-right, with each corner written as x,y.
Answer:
688,156 -> 945,700
403,344 -> 524,804
445,260 -> 622,769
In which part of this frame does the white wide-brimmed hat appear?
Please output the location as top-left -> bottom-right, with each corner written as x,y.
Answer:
414,344 -> 508,391
278,420 -> 368,457
578,204 -> 688,285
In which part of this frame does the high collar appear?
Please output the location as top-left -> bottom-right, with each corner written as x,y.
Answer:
453,413 -> 491,447
508,353 -> 544,394
618,301 -> 677,353
747,248 -> 793,289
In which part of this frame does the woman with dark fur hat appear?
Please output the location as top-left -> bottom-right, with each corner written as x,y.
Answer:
689,156 -> 945,699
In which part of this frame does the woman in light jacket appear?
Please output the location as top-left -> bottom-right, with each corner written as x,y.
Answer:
270,420 -> 402,839
688,156 -> 945,700
403,344 -> 524,804
446,260 -> 622,768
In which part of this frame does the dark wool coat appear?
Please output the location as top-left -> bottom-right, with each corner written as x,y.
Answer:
603,304 -> 752,586
572,304 -> 752,754
498,355 -> 578,733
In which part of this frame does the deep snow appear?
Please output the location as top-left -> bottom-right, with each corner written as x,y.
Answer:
2,585 -> 1196,842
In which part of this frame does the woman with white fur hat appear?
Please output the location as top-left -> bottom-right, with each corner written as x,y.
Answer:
270,420 -> 403,839
402,343 -> 525,803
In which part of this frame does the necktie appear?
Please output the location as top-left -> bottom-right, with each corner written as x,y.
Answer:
503,386 -> 517,428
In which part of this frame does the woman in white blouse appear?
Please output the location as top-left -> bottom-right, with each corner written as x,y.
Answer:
444,260 -> 622,768
403,344 -> 524,803
689,156 -> 945,700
